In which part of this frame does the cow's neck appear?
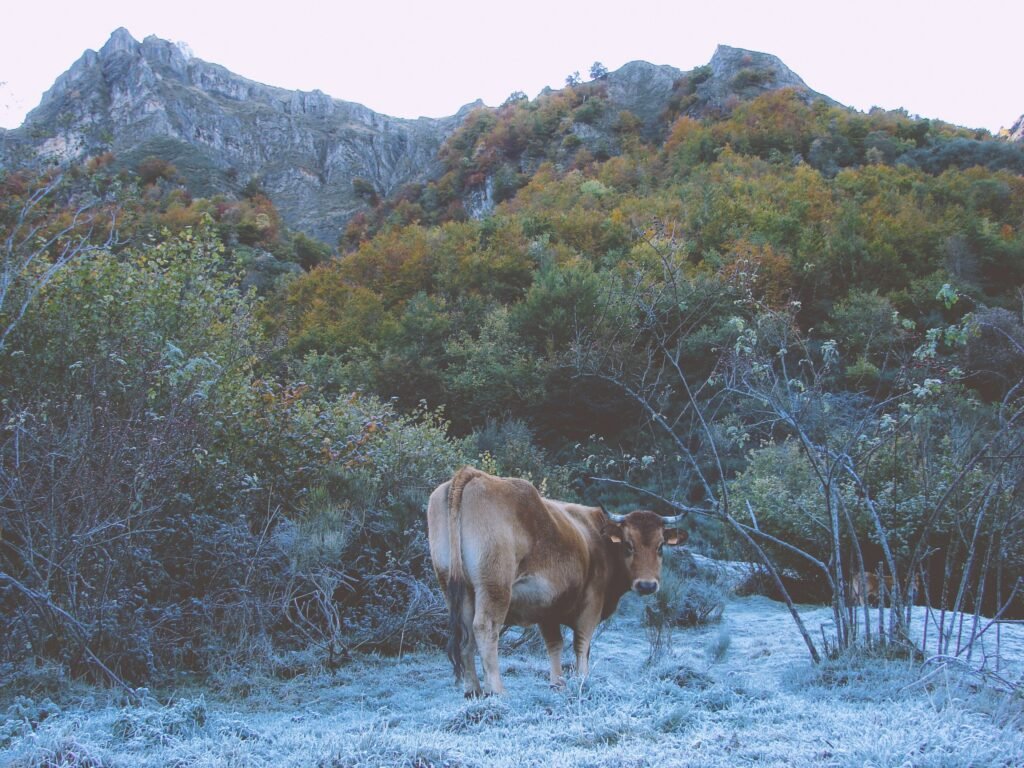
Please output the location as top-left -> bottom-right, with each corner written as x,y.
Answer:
600,546 -> 633,620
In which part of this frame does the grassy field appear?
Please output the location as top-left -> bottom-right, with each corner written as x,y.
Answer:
3,591 -> 1022,768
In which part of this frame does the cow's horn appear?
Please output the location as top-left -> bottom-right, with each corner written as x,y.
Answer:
601,507 -> 627,524
659,512 -> 687,525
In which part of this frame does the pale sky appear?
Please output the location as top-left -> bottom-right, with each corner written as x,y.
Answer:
1,0 -> 1021,133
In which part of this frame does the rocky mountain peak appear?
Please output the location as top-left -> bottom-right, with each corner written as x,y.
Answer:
7,29 -> 472,241
684,44 -> 832,119
576,46 -> 830,142
100,26 -> 139,58
708,44 -> 811,90
139,34 -> 192,75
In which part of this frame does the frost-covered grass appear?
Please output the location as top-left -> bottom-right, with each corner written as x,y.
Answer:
3,594 -> 1022,768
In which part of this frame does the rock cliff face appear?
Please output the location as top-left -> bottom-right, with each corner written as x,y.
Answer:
1,31 -> 835,240
603,60 -> 684,132
1007,115 -> 1024,142
1,28 -> 474,241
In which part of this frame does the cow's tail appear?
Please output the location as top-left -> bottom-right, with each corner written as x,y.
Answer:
445,466 -> 479,681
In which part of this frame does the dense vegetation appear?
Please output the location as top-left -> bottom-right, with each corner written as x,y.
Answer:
2,78 -> 1023,688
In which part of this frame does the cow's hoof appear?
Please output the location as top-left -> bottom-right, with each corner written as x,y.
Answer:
464,690 -> 484,699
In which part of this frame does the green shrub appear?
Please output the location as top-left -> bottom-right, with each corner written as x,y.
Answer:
573,98 -> 604,126
469,418 -> 572,498
731,67 -> 773,90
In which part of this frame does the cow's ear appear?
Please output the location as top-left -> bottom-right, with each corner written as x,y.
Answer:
602,523 -> 624,543
663,529 -> 688,546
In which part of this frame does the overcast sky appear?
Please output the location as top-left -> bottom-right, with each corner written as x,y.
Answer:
1,0 -> 1021,132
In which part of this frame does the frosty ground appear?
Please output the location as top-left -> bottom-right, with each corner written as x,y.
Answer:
3,589 -> 1023,768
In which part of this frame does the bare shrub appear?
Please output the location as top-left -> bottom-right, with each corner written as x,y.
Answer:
575,236 -> 1023,681
706,625 -> 732,662
334,568 -> 447,656
0,392 -> 213,684
111,698 -> 208,743
644,571 -> 726,662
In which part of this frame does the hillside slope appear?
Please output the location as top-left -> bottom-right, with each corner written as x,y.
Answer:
0,33 -> 836,241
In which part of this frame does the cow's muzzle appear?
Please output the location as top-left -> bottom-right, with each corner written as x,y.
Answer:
633,580 -> 659,595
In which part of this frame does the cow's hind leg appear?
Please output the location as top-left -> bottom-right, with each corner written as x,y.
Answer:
473,584 -> 511,695
458,592 -> 483,697
438,570 -> 483,697
539,621 -> 565,689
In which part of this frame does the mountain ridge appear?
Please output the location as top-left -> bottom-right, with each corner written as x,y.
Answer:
2,28 -> 479,240
0,30 -> 901,242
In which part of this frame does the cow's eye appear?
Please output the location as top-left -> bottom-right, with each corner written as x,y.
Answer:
658,542 -> 665,556
623,542 -> 634,555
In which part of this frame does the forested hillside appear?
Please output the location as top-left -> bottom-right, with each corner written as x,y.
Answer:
2,55 -> 1023,694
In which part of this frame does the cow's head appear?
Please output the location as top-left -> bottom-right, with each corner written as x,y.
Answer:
603,510 -> 687,595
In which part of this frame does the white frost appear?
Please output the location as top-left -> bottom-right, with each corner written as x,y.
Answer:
3,591 -> 1022,767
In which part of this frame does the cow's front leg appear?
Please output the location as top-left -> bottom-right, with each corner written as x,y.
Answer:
539,621 -> 565,688
571,607 -> 601,681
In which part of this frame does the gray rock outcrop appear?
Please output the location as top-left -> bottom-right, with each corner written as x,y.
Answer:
1006,114 -> 1024,142
603,60 -> 683,133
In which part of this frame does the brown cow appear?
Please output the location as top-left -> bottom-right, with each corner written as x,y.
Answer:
850,571 -> 884,606
427,466 -> 686,696
849,568 -> 918,606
